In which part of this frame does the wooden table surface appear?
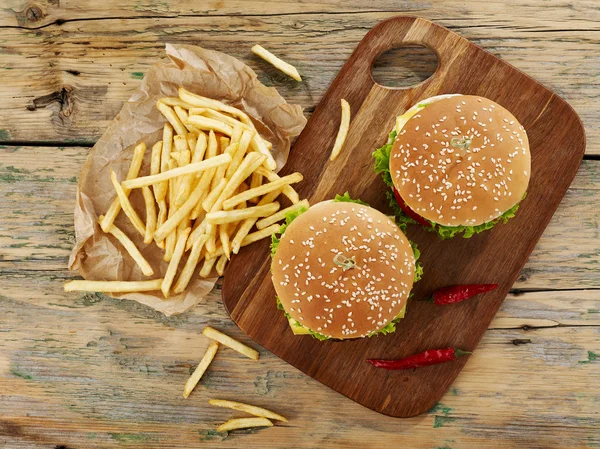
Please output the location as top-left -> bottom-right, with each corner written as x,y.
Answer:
1,1 -> 598,448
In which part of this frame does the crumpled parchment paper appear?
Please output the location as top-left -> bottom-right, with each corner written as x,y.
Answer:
68,44 -> 307,316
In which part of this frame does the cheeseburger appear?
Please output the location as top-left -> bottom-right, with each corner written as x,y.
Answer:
374,94 -> 530,239
271,194 -> 422,340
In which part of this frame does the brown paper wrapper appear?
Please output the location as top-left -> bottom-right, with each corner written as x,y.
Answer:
68,44 -> 307,316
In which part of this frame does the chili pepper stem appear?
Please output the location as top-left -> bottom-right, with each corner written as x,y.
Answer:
454,349 -> 472,357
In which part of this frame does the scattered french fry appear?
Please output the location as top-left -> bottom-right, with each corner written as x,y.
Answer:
142,186 -> 157,244
109,169 -> 146,237
217,417 -> 273,433
222,172 -> 303,210
256,199 -> 310,230
329,99 -> 351,161
207,202 -> 280,225
161,227 -> 190,298
231,189 -> 281,254
100,142 -> 145,232
202,326 -> 259,360
251,44 -> 302,82
121,153 -> 232,190
183,341 -> 219,398
64,279 -> 163,293
208,399 -> 288,422
241,223 -> 281,247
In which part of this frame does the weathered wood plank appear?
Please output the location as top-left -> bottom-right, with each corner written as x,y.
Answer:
1,274 -> 598,449
2,145 -> 599,288
0,11 -> 597,152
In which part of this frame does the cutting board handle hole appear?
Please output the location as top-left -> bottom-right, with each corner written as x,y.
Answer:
371,44 -> 439,90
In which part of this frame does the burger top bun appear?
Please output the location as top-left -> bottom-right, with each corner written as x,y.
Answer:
271,201 -> 415,339
390,95 -> 530,227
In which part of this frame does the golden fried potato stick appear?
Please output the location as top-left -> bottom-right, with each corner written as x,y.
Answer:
98,215 -> 153,276
173,234 -> 209,294
199,255 -> 218,278
255,167 -> 300,204
256,199 -> 310,230
202,326 -> 259,360
178,88 -> 252,125
215,254 -> 228,276
161,227 -> 190,298
226,128 -> 254,179
231,189 -> 281,254
208,399 -> 288,422
183,340 -> 219,398
217,417 -> 273,432
186,218 -> 208,252
154,123 -> 174,202
109,169 -> 146,237
157,101 -> 188,136
222,172 -> 303,210
142,186 -> 157,244
174,105 -> 195,133
329,99 -> 351,161
248,172 -> 263,203
158,97 -> 195,110
100,142 -> 145,232
121,154 -> 232,190
64,279 -> 163,293
206,202 -> 280,225
192,131 -> 208,163
186,115 -> 234,136
251,44 -> 302,82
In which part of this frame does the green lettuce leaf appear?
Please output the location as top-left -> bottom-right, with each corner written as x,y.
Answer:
270,203 -> 309,256
334,192 -> 369,206
372,131 -> 525,239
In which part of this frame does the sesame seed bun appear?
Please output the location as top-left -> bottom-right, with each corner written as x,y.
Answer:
271,201 -> 415,340
390,95 -> 530,227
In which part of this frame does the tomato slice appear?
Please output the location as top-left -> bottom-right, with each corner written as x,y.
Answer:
393,187 -> 432,227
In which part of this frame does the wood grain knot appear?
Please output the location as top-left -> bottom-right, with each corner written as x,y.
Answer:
27,86 -> 74,118
25,5 -> 45,23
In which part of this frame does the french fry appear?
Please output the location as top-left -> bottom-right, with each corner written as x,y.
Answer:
329,99 -> 351,161
218,225 -> 230,260
251,44 -> 302,82
186,115 -> 234,136
199,255 -> 218,278
157,101 -> 188,136
64,279 -> 163,293
186,218 -> 208,251
204,222 -> 218,255
121,153 -> 232,190
178,88 -> 253,125
175,150 -> 192,208
217,417 -> 273,433
194,108 -> 250,131
248,131 -> 276,171
98,216 -> 154,276
183,341 -> 219,398
226,128 -> 253,179
190,170 -> 213,220
215,254 -> 228,276
164,219 -> 176,262
208,399 -> 288,422
222,172 -> 303,210
109,169 -> 146,237
202,326 -> 259,360
255,199 -> 310,230
211,136 -> 230,190
158,97 -> 195,110
156,200 -> 167,249
154,123 -> 174,202
161,227 -> 190,298
231,189 -> 281,254
173,234 -> 209,294
150,141 -> 162,177
186,133 -> 197,153
206,202 -> 280,225
100,142 -> 145,232
154,177 -> 223,243
213,153 -> 266,214
174,105 -> 195,133
142,186 -> 157,244
256,167 -> 300,204
202,178 -> 227,213
192,131 -> 208,163
248,172 -> 263,203
241,223 -> 281,246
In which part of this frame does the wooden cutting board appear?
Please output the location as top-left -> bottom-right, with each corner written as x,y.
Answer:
221,16 -> 585,418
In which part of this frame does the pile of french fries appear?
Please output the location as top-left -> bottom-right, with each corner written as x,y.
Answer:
64,87 -> 308,298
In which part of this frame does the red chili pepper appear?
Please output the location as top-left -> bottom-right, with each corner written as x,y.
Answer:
393,187 -> 432,227
427,284 -> 498,305
367,348 -> 471,370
